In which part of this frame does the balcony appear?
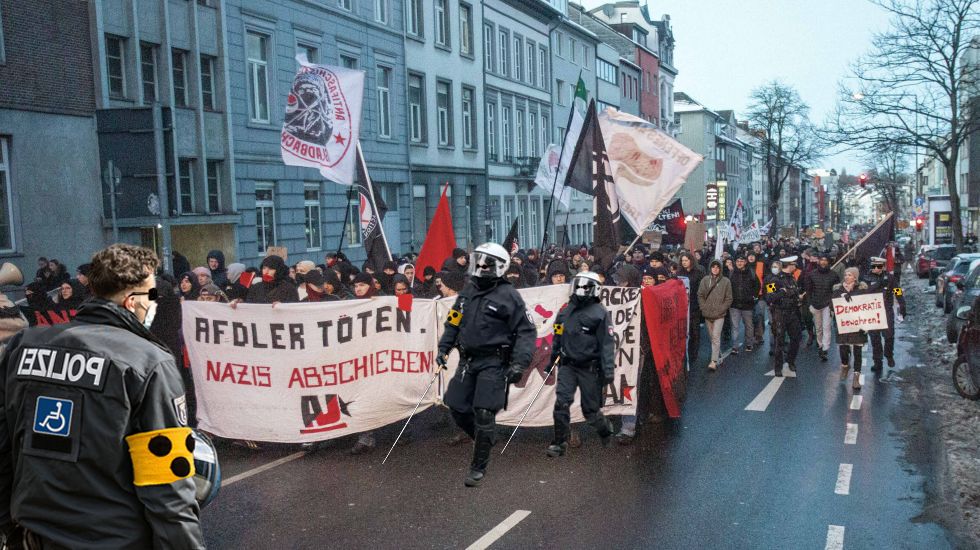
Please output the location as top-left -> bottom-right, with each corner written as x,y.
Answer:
515,156 -> 540,178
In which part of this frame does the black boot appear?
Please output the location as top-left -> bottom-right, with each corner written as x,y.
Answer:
546,442 -> 567,457
466,409 -> 496,487
464,468 -> 485,487
819,350 -> 828,362
588,414 -> 614,448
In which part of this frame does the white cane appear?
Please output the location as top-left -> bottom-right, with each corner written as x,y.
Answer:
500,357 -> 561,455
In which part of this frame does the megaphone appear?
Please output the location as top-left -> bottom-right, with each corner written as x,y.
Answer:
0,263 -> 23,286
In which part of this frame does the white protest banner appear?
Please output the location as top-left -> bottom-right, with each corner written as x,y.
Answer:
182,298 -> 438,443
738,221 -> 762,245
533,144 -> 572,207
832,292 -> 889,334
437,285 -> 643,427
598,107 -> 703,233
281,55 -> 364,185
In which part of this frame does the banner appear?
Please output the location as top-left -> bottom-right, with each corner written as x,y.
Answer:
182,299 -> 438,443
728,197 -> 745,242
646,199 -> 685,245
281,56 -> 364,185
183,285 -> 643,441
759,218 -> 772,236
599,108 -> 702,233
533,145 -> 572,208
832,292 -> 889,334
738,221 -> 761,245
641,280 -> 688,418
684,221 -> 706,252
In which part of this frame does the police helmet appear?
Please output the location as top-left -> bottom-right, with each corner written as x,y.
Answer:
470,243 -> 510,279
571,271 -> 602,298
191,430 -> 221,508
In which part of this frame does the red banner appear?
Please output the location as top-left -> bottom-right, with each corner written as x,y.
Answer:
641,279 -> 688,418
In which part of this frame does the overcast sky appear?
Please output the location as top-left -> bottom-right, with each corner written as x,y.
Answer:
580,0 -> 896,173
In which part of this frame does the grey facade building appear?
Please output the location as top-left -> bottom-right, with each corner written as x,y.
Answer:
405,0 -> 487,250
618,56 -> 640,116
225,0 -> 411,266
0,0 -> 104,276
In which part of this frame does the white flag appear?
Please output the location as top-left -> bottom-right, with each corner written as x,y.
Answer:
553,107 -> 585,193
597,108 -> 704,233
728,198 -> 745,241
533,144 -> 572,207
281,55 -> 364,185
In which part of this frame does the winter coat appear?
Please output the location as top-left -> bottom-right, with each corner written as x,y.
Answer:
832,282 -> 869,345
803,267 -> 841,310
207,250 -> 229,288
729,267 -> 760,311
697,274 -> 733,321
246,255 -> 300,304
678,264 -> 704,315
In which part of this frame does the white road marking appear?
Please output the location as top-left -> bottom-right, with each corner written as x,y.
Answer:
825,525 -> 845,550
764,369 -> 797,378
223,451 -> 307,487
466,510 -> 532,550
849,395 -> 863,410
844,423 -> 858,445
835,463 -> 853,495
859,373 -> 866,385
745,377 -> 785,411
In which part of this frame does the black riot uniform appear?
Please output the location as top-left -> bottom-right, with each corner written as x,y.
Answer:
862,261 -> 906,371
765,264 -> 804,375
438,262 -> 536,487
547,291 -> 615,456
0,299 -> 203,548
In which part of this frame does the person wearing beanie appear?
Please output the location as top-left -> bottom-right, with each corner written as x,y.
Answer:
504,264 -> 525,288
547,259 -> 570,285
191,266 -> 212,288
240,255 -> 299,305
414,266 -> 438,298
641,266 -> 656,288
697,259 -> 733,371
76,263 -> 93,296
439,270 -> 466,297
442,248 -> 469,273
352,272 -> 376,298
323,268 -> 353,300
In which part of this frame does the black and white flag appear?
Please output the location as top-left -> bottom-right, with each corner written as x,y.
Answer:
355,143 -> 391,272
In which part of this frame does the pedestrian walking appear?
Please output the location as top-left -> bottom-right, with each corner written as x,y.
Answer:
833,267 -> 869,391
862,256 -> 906,372
803,252 -> 840,361
697,260 -> 732,371
728,255 -> 759,354
765,256 -> 805,376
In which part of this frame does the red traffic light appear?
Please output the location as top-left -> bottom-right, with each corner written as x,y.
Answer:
914,217 -> 924,231
858,174 -> 869,187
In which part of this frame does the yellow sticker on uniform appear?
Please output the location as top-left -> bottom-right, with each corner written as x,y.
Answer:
126,427 -> 195,486
447,309 -> 462,326
893,287 -> 903,297
554,323 -> 564,335
766,283 -> 777,293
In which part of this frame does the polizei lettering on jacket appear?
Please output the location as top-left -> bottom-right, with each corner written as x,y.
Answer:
16,347 -> 108,391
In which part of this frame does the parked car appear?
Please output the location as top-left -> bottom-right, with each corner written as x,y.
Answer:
946,259 -> 980,342
916,245 -> 938,278
936,253 -> 980,311
928,245 -> 959,285
952,302 -> 980,399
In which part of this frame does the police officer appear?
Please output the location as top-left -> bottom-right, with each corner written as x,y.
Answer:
437,243 -> 536,487
546,272 -> 615,457
765,255 -> 804,376
862,256 -> 906,372
0,244 -> 204,548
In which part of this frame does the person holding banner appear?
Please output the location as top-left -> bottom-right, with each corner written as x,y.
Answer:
546,272 -> 615,457
435,243 -> 536,487
833,268 -> 870,391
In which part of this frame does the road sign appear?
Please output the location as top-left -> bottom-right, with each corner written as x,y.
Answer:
914,196 -> 925,207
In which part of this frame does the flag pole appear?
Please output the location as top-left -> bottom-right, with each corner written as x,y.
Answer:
357,142 -> 393,262
831,212 -> 894,270
539,68 -> 584,252
337,184 -> 355,255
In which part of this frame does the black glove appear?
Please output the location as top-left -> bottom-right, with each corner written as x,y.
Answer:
602,370 -> 615,385
505,364 -> 524,384
435,353 -> 448,371
843,292 -> 852,303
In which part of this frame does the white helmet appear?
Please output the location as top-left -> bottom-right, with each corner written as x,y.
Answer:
571,271 -> 602,298
470,242 -> 510,279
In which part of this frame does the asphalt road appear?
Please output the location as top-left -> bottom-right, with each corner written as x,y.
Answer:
201,313 -> 954,549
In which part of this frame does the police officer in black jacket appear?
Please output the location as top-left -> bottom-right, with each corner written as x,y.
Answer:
862,256 -> 906,372
437,243 -> 536,487
546,272 -> 615,457
0,244 -> 203,548
765,255 -> 804,376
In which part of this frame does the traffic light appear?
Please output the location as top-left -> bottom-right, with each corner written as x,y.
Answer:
914,217 -> 924,232
858,174 -> 869,188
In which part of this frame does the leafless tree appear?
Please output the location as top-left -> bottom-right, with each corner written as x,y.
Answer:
862,142 -> 912,214
746,81 -> 823,233
825,0 -> 980,247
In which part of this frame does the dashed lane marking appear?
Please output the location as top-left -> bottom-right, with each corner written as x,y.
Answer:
849,395 -> 863,410
825,525 -> 845,550
764,369 -> 797,378
466,510 -> 532,550
745,377 -> 785,411
834,463 -> 853,495
223,451 -> 307,487
844,423 -> 858,445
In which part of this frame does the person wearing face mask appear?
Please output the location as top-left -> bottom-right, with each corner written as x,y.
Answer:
0,244 -> 204,548
765,256 -> 805,376
546,272 -> 615,457
240,255 -> 299,305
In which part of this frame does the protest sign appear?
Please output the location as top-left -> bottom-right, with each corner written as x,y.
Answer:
266,246 -> 288,260
832,292 -> 889,334
642,280 -> 688,418
684,222 -> 706,251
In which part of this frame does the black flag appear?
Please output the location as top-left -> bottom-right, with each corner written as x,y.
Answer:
502,218 -> 520,254
564,100 -> 621,270
647,199 -> 686,245
355,143 -> 391,272
853,212 -> 895,263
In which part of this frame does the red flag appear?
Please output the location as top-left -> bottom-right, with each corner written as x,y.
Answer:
886,244 -> 895,272
642,280 -> 689,418
414,184 -> 456,281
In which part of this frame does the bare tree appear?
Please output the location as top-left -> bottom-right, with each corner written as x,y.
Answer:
862,142 -> 912,214
746,81 -> 823,233
825,0 -> 980,247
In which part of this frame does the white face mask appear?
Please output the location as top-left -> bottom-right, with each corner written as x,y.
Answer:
142,301 -> 158,329
771,266 -> 780,275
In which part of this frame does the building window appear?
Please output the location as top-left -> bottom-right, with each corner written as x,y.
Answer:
255,183 -> 276,252
106,35 -> 126,98
528,111 -> 537,157
541,113 -> 550,145
483,24 -> 494,68
178,158 -> 195,213
206,160 -> 221,214
407,0 -> 423,37
570,37 -> 577,63
555,79 -> 565,106
139,44 -> 157,102
408,73 -> 426,143
340,54 -> 358,69
538,46 -> 547,88
200,55 -> 215,110
498,29 -> 508,75
375,0 -> 388,24
515,110 -> 524,158
172,49 -> 188,107
297,43 -> 318,64
347,196 -> 362,245
377,65 -> 392,138
501,105 -> 511,161
459,4 -> 473,55
487,102 -> 497,161
246,31 -> 269,122
0,139 -> 14,251
436,80 -> 453,146
462,86 -> 475,149
338,0 -> 352,10
512,36 -> 522,80
598,58 -> 617,84
526,41 -> 536,84
555,31 -> 563,57
435,0 -> 449,47
304,184 -> 322,250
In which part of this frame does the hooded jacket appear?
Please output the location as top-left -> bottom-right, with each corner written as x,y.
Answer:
729,266 -> 760,310
697,267 -> 733,321
246,255 -> 299,304
206,250 -> 229,288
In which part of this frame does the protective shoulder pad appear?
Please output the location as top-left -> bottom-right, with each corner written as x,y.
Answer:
126,427 -> 195,486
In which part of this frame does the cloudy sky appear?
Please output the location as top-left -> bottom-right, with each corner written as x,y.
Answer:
580,0 -> 896,173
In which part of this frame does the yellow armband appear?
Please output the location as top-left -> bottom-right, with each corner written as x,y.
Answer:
554,323 -> 564,335
126,427 -> 195,486
447,309 -> 462,326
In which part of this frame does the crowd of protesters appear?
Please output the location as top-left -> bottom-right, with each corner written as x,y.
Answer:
17,231 -> 903,449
